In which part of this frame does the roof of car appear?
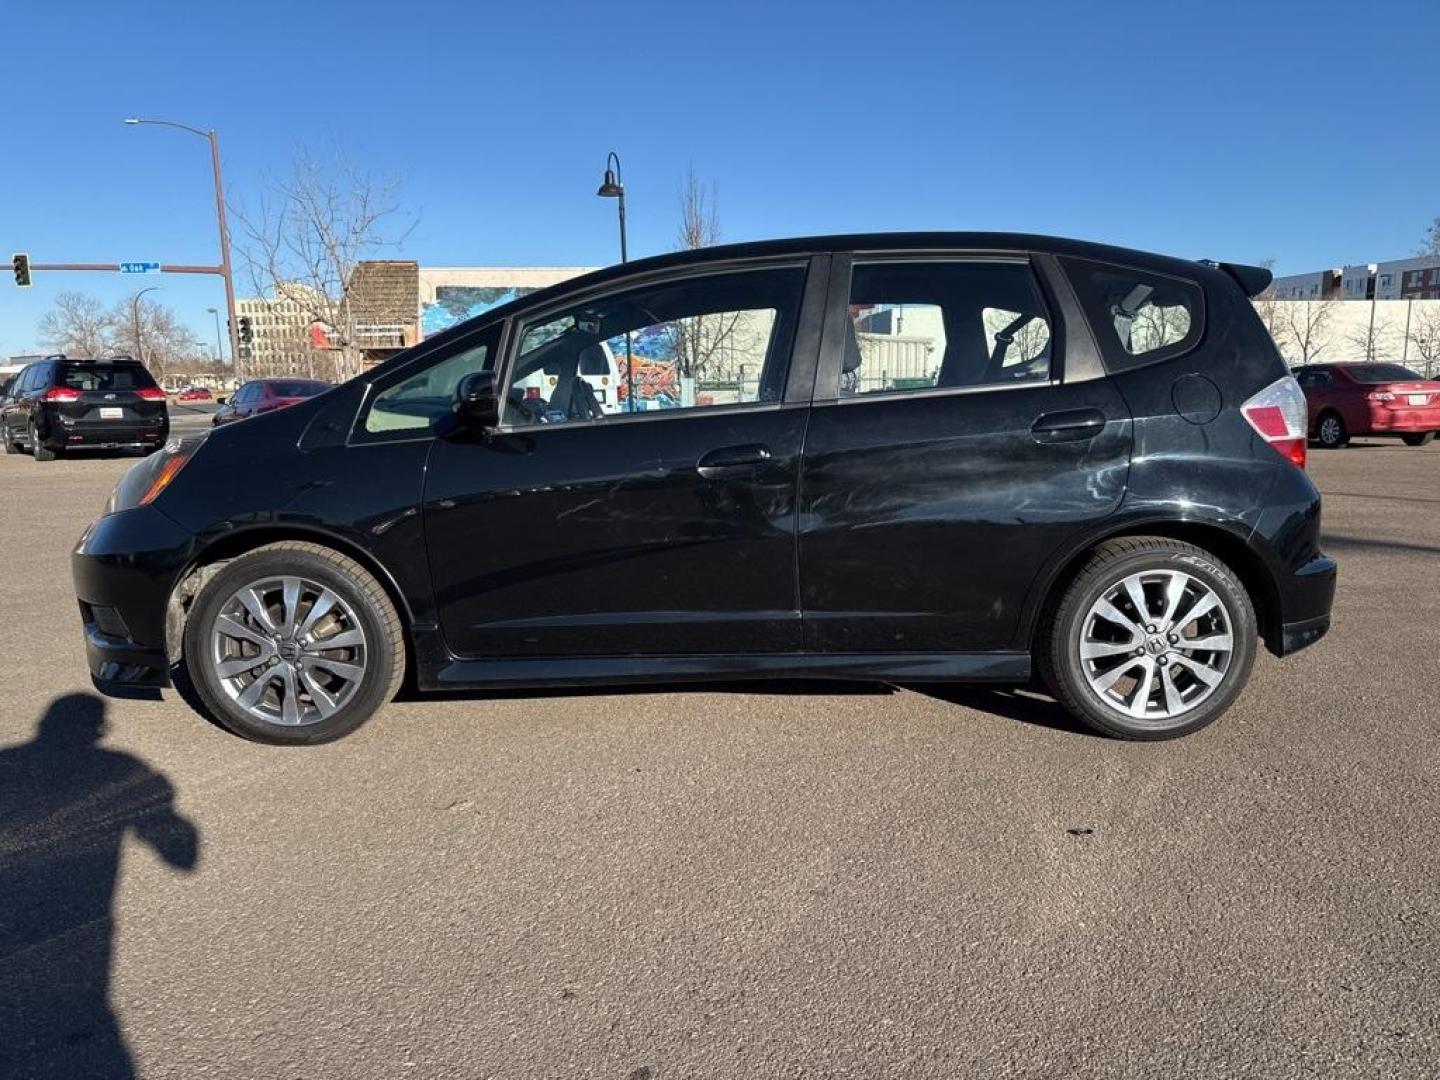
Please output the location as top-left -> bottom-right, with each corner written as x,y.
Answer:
380,231 -> 1253,375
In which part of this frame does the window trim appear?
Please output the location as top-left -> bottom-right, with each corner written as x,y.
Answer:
812,253 -> 1062,406
488,258 -> 817,435
1060,256 -> 1207,372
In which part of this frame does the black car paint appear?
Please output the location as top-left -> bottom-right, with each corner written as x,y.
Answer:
71,232 -> 1336,696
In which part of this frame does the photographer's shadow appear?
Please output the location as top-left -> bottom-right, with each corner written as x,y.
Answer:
0,693 -> 199,1080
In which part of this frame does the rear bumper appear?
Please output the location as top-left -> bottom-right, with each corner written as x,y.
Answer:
72,506 -> 196,689
1363,407 -> 1440,433
45,419 -> 168,449
1273,555 -> 1336,656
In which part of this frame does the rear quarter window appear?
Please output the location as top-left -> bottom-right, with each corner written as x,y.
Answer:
1060,257 -> 1205,371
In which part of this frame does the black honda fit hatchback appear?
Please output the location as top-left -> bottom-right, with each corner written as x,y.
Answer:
72,234 -> 1335,744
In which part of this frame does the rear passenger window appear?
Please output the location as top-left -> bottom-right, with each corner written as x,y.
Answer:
1062,258 -> 1203,370
837,261 -> 1053,397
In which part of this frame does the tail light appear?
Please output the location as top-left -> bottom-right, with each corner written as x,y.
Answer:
136,387 -> 167,401
1366,390 -> 1395,402
43,387 -> 80,402
1241,375 -> 1308,469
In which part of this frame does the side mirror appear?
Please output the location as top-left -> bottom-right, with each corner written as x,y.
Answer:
215,396 -> 228,406
454,371 -> 500,430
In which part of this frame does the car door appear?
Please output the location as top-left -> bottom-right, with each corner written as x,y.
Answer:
419,257 -> 827,658
797,252 -> 1132,653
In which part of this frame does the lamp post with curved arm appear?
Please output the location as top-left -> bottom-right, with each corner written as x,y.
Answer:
123,118 -> 241,380
132,285 -> 162,371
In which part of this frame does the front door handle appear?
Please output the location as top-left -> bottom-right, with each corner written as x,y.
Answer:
697,443 -> 772,479
1031,408 -> 1106,443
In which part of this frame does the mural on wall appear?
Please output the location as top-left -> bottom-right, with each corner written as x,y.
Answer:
421,286 -> 542,338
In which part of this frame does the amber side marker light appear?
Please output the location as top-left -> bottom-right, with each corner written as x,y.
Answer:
138,449 -> 193,506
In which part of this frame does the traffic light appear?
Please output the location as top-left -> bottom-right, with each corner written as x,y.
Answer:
12,253 -> 31,287
237,315 -> 253,344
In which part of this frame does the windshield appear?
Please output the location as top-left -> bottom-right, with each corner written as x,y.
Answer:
59,364 -> 158,392
1344,363 -> 1425,383
269,381 -> 327,398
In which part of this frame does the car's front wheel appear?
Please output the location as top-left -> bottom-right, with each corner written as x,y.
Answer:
182,542 -> 405,744
1401,432 -> 1435,447
1314,411 -> 1348,448
1040,537 -> 1257,740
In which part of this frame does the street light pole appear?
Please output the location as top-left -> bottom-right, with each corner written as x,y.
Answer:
132,285 -> 162,370
124,118 -> 242,380
596,151 -> 628,264
596,151 -> 633,408
207,307 -> 225,361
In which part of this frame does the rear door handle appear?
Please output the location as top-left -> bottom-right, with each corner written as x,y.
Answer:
1031,408 -> 1106,443
697,443 -> 772,479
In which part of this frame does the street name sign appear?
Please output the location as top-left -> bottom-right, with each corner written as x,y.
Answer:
119,262 -> 161,274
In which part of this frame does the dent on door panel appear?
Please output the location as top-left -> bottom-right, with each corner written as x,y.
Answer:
798,381 -> 1132,652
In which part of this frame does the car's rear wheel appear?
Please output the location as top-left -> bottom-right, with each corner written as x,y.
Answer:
1401,432 -> 1435,447
30,421 -> 56,461
1314,411 -> 1348,448
3,427 -> 18,454
182,542 -> 405,744
1039,537 -> 1257,740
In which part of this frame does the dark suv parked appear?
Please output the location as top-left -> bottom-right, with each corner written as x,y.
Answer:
72,234 -> 1335,744
3,355 -> 169,460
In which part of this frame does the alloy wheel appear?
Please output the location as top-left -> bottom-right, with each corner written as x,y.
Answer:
1077,569 -> 1234,726
209,575 -> 368,727
1319,416 -> 1342,446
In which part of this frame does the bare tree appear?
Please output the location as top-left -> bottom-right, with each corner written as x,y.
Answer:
1346,312 -> 1396,362
1422,216 -> 1440,257
234,145 -> 414,380
108,293 -> 205,376
1407,304 -> 1440,378
1251,258 -> 1284,343
665,166 -> 751,385
1278,299 -> 1339,365
37,292 -> 113,358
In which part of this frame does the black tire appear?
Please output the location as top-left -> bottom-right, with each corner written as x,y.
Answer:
1313,411 -> 1348,449
1401,432 -> 1435,447
1039,537 -> 1258,740
3,427 -> 18,454
30,422 -> 56,462
182,542 -> 406,745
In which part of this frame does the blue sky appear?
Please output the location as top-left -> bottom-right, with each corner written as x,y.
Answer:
3,0 -> 1438,358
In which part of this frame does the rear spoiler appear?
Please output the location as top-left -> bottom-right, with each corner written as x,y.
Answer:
1201,260 -> 1273,298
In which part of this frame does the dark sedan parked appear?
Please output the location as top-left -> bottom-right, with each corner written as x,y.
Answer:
212,378 -> 330,426
73,233 -> 1335,744
3,355 -> 168,460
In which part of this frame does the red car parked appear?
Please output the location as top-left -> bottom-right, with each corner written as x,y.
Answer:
212,378 -> 330,426
1293,363 -> 1440,448
176,386 -> 213,402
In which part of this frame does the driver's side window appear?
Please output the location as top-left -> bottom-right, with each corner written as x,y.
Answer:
500,265 -> 806,427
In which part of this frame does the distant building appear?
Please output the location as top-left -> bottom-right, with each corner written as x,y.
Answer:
240,264 -> 602,375
417,265 -> 596,339
1273,255 -> 1440,302
236,285 -> 324,378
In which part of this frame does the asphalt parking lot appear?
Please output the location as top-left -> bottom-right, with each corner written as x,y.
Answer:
2,436 -> 1437,1079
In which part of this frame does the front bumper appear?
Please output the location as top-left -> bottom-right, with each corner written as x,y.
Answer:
72,505 -> 196,689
